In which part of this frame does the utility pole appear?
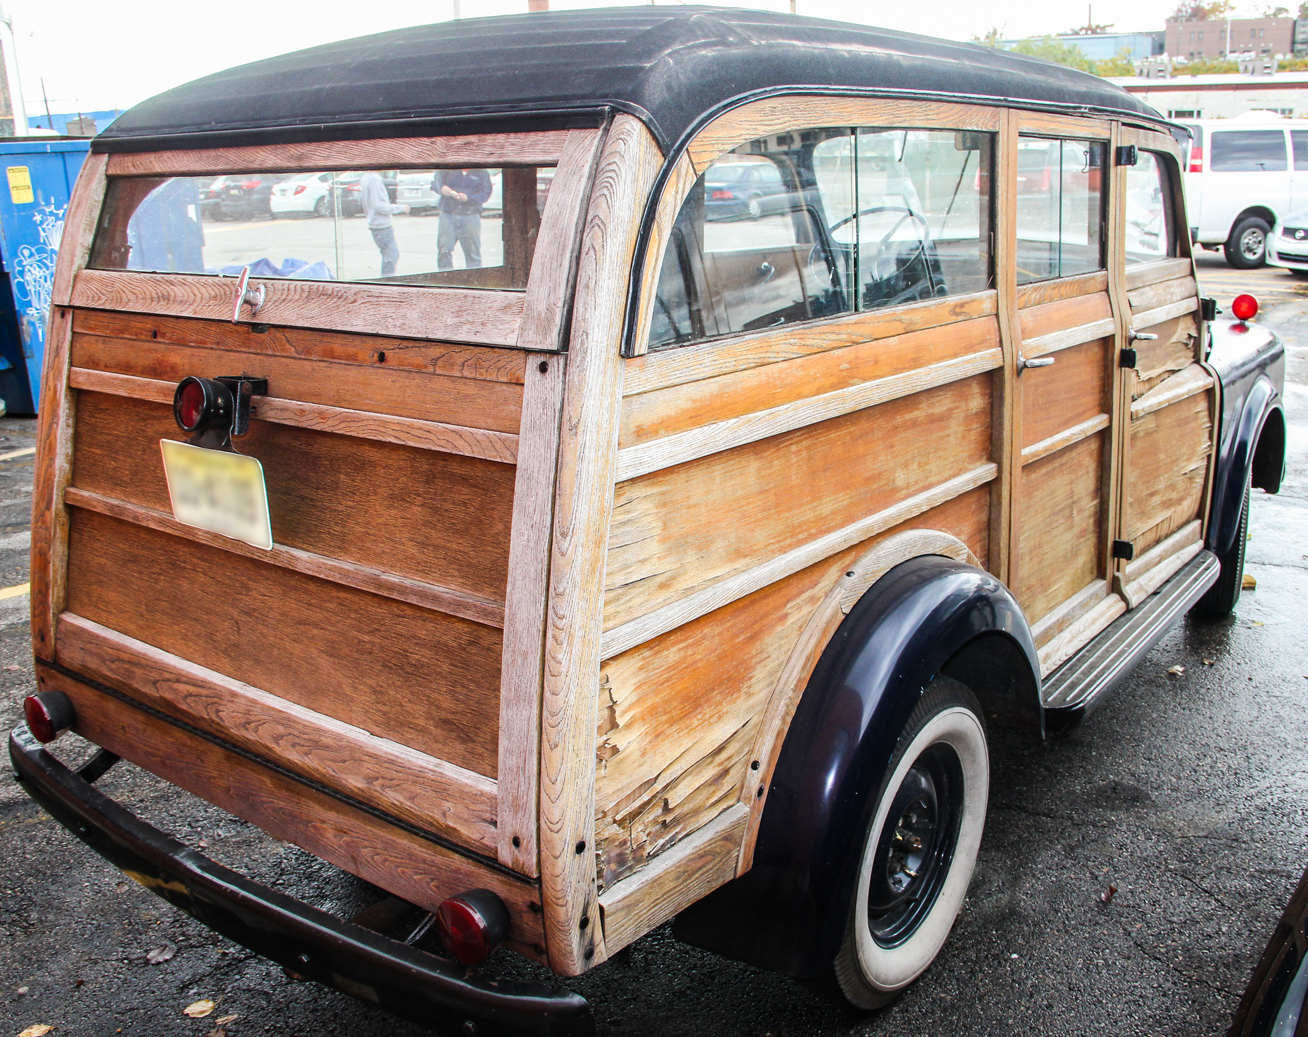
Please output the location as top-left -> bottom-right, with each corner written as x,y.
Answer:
452,0 -> 459,18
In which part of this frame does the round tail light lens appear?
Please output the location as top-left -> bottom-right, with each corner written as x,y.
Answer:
173,376 -> 232,436
434,889 -> 510,966
24,691 -> 75,744
1232,294 -> 1259,322
176,379 -> 207,431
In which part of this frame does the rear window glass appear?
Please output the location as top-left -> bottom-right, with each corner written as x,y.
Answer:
1015,138 -> 1106,283
88,167 -> 554,290
1209,131 -> 1288,172
1292,131 -> 1308,171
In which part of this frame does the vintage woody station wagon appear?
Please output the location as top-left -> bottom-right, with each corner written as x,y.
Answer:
12,8 -> 1288,1034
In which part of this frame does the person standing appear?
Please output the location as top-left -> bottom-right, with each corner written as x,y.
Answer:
361,171 -> 408,277
433,168 -> 493,270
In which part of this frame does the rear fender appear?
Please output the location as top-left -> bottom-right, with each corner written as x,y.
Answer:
673,555 -> 1038,977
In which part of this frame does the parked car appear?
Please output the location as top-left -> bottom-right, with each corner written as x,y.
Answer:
703,158 -> 790,219
17,9 -> 1287,1037
395,169 -> 504,215
1177,112 -> 1308,268
269,172 -> 336,217
197,172 -> 290,220
1265,208 -> 1308,275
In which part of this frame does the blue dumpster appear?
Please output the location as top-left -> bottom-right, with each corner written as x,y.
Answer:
0,138 -> 91,414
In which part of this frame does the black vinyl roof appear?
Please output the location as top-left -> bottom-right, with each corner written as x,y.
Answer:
97,6 -> 1167,155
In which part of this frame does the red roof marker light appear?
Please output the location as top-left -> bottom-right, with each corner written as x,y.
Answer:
1232,294 -> 1259,322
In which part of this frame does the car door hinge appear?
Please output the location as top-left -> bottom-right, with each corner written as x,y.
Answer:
1119,347 -> 1138,369
1112,539 -> 1136,561
1115,144 -> 1139,166
1200,296 -> 1218,321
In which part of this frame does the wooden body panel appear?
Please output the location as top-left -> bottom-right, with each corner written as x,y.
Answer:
1124,388 -> 1213,556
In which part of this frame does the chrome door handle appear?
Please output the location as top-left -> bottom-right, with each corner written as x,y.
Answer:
1129,329 -> 1158,342
230,265 -> 266,323
1019,354 -> 1056,372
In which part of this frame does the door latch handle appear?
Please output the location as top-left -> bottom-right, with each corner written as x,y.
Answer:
756,261 -> 775,284
1129,329 -> 1158,342
1018,353 -> 1056,372
230,265 -> 266,323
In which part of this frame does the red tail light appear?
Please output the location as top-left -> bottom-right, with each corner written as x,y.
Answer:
1189,146 -> 1204,173
293,184 -> 307,196
434,889 -> 509,966
238,179 -> 261,189
1232,293 -> 1259,321
24,691 -> 74,744
709,189 -> 734,199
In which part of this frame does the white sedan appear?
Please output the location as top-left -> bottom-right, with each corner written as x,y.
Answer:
1266,210 -> 1308,276
270,172 -> 335,217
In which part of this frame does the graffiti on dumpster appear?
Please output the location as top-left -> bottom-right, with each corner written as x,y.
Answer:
13,200 -> 66,357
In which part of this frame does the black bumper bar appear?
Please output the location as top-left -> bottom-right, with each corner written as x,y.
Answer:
9,725 -> 594,1037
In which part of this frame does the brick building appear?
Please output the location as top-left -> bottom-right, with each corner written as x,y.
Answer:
1166,17 -> 1294,60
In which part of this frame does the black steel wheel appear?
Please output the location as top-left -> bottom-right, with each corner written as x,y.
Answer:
1224,215 -> 1271,269
832,676 -> 989,1009
1194,483 -> 1249,618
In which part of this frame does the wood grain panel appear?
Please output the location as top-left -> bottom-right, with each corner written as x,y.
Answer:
1020,338 -> 1110,450
70,367 -> 519,463
1130,314 -> 1201,399
71,331 -> 524,434
606,374 -> 993,633
1131,363 -> 1213,419
688,97 -> 1001,173
1015,270 -> 1109,309
71,269 -> 526,348
52,154 -> 109,308
624,291 -> 996,397
38,663 -> 545,959
65,509 -> 503,777
1018,291 -> 1112,344
1016,112 -> 1113,138
1127,275 -> 1198,314
57,613 -> 499,855
621,316 -> 1000,448
1017,431 -> 1105,622
1125,257 -> 1191,291
105,131 -> 571,176
70,392 -> 515,603
598,804 -> 748,953
72,309 -> 529,383
596,490 -> 989,887
1125,391 -> 1212,555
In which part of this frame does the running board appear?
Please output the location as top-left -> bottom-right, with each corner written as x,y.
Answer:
1041,550 -> 1220,720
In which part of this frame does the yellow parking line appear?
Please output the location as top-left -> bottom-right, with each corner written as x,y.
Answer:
0,446 -> 34,461
0,582 -> 30,599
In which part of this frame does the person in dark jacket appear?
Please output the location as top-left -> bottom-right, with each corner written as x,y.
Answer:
433,168 -> 493,270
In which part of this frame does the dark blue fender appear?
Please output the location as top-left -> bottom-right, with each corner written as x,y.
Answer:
1206,319 -> 1286,558
672,555 -> 1039,977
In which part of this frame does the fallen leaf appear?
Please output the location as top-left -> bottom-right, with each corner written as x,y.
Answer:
147,942 -> 176,964
19,1026 -> 54,1037
204,1030 -> 226,1037
1242,573 -> 1257,590
215,1017 -> 239,1026
197,839 -> 209,849
183,1000 -> 216,1019
1101,884 -> 1118,904
1251,620 -> 1264,627
16,985 -> 29,994
5,664 -> 21,671
1203,658 -> 1215,666
1167,665 -> 1185,676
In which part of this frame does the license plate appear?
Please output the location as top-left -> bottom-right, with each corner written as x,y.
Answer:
160,440 -> 273,550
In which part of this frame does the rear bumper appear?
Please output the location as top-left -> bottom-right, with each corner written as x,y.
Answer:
8,724 -> 594,1037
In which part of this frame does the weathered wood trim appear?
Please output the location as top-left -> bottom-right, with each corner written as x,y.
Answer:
539,115 -> 656,976
615,349 -> 1002,482
1129,363 -> 1214,419
597,803 -> 749,952
601,464 -> 997,660
1104,119 -> 1134,606
67,367 -> 519,463
517,128 -> 603,352
1029,576 -> 1108,647
1122,518 -> 1202,585
1038,592 -> 1126,677
1117,123 -> 1184,161
624,291 -> 997,396
739,527 -> 977,868
688,97 -> 1002,174
1017,112 -> 1113,139
105,131 -> 572,177
1127,275 -> 1198,314
38,661 -> 546,959
630,151 -> 698,358
1118,520 -> 1204,609
497,357 -> 567,875
70,269 -> 526,348
995,108 -> 1023,589
52,154 -> 109,308
1124,257 -> 1192,291
1015,269 -> 1109,309
63,487 -> 505,628
1020,413 -> 1111,467
57,613 -> 500,855
1023,317 -> 1116,358
1131,295 -> 1198,329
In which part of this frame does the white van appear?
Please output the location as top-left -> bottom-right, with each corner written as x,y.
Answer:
1179,112 -> 1308,267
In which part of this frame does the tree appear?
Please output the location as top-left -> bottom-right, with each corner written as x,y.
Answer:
970,26 -> 1005,46
1299,0 -> 1308,19
1010,36 -> 1096,72
1168,0 -> 1232,19
1068,21 -> 1115,33
1260,4 -> 1289,14
1095,46 -> 1138,75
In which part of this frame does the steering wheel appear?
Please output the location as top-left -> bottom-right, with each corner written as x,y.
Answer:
828,204 -> 931,256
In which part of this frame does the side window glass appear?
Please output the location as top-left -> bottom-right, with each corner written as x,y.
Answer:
1124,151 -> 1178,264
1209,130 -> 1288,172
1016,138 -> 1105,283
648,125 -> 994,351
1292,131 -> 1308,171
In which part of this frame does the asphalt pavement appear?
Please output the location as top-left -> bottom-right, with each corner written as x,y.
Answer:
1,254 -> 1307,1036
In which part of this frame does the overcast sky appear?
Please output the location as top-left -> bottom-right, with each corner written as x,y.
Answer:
2,0 -> 1248,117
